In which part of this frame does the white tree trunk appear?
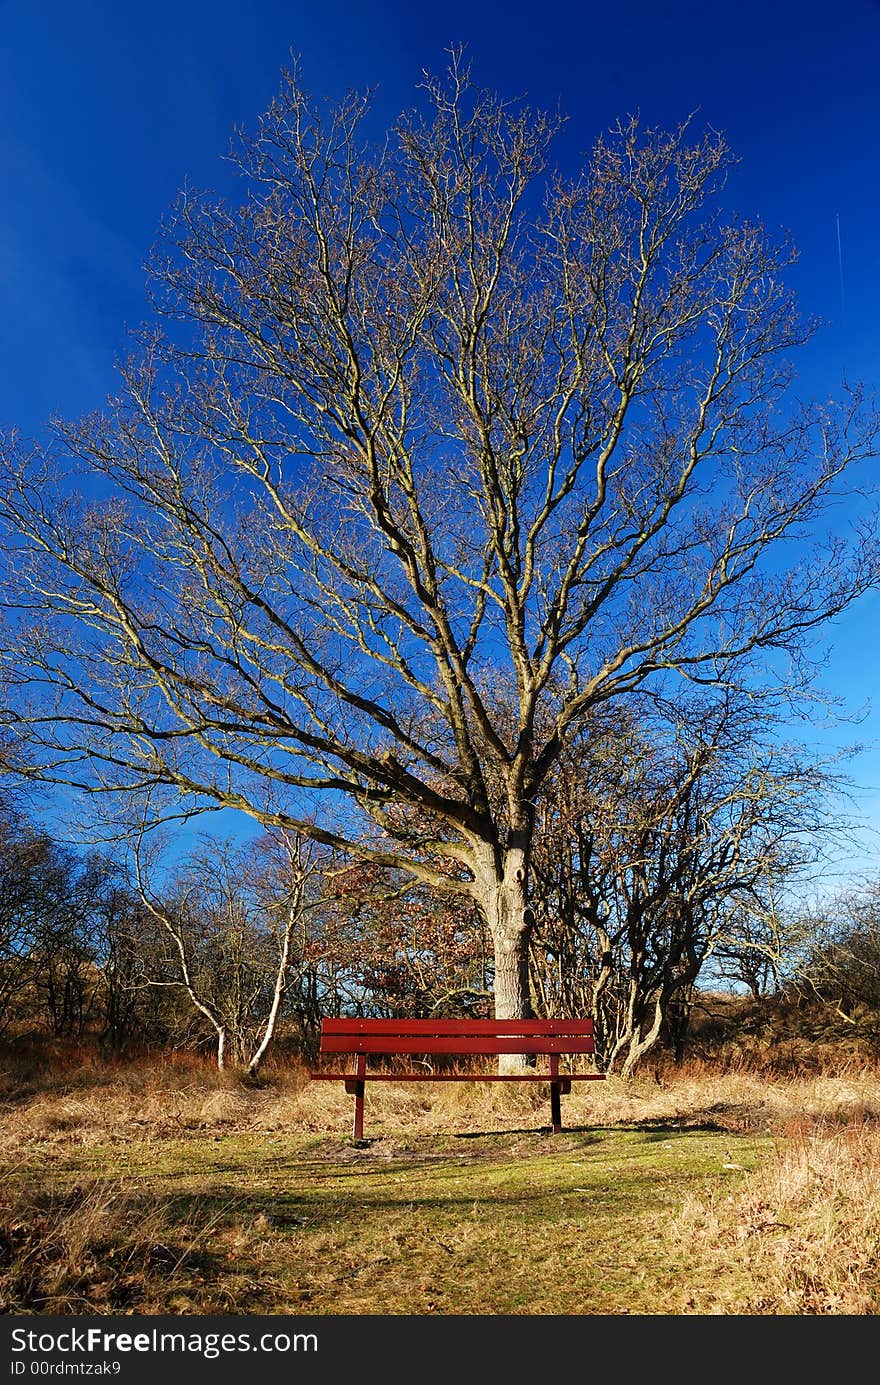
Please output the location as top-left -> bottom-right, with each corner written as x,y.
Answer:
476,843 -> 535,1073
247,898 -> 296,1077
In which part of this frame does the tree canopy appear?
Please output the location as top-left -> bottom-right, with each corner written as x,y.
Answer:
1,54 -> 877,1030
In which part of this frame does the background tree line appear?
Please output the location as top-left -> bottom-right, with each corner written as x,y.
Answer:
2,681 -> 876,1073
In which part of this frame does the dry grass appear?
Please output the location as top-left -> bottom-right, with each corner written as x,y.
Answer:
3,1046 -> 878,1149
665,1116 -> 880,1313
1,1046 -> 879,1314
0,1180 -> 199,1313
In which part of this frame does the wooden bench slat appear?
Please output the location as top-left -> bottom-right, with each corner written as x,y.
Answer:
319,1034 -> 596,1054
321,1018 -> 594,1035
310,1072 -> 607,1082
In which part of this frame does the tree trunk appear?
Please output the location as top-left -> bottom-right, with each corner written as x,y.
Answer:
620,991 -> 663,1078
476,843 -> 535,1073
247,898 -> 295,1077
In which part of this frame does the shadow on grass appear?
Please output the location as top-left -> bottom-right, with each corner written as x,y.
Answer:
132,1170 -> 677,1229
629,1119 -> 730,1138
453,1125 -> 606,1141
617,1102 -> 770,1135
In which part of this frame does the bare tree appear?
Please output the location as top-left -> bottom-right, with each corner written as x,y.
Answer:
1,55 -> 877,1066
787,878 -> 880,1036
132,829 -> 327,1073
92,879 -> 156,1052
709,880 -> 788,1002
529,693 -> 844,1071
0,803 -> 61,1035
0,802 -> 104,1038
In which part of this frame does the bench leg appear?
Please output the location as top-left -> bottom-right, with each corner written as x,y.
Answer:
352,1055 -> 366,1141
549,1055 -> 562,1133
550,1082 -> 562,1134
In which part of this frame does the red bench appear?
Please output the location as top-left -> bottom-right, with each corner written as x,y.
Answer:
309,1017 -> 605,1140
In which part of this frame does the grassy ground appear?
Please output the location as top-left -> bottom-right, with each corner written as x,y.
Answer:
1,1050 -> 879,1315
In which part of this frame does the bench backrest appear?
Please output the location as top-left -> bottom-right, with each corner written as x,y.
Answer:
319,1017 -> 595,1055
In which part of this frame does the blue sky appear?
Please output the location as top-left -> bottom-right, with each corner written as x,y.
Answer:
1,0 -> 879,879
